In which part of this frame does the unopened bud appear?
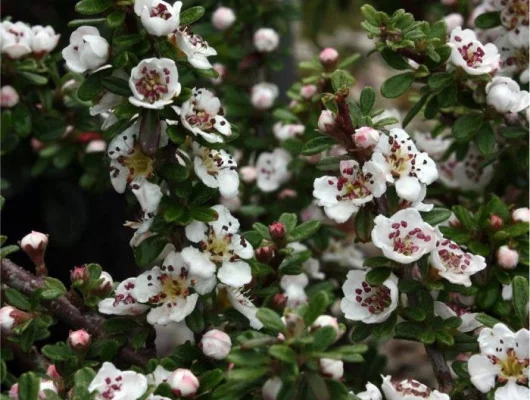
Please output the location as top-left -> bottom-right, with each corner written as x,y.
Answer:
70,265 -> 89,285
211,7 -> 236,31
1,307 -> 32,332
300,84 -> 317,100
253,28 -> 279,53
256,246 -> 275,263
68,329 -> 91,351
512,207 -> 530,223
269,222 -> 286,241
311,315 -> 341,339
317,110 -> 336,133
278,189 -> 297,199
353,126 -> 379,149
0,86 -> 19,108
20,231 -> 48,269
46,365 -> 62,381
92,271 -> 114,296
319,358 -> 343,380
200,329 -> 232,360
240,166 -> 257,183
272,293 -> 288,310
319,47 -> 339,68
497,245 -> 519,269
489,215 -> 504,230
167,368 -> 199,397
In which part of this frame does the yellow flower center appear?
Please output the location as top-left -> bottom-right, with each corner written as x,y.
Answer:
122,145 -> 154,180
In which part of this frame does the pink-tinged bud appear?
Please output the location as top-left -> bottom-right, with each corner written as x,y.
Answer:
240,166 -> 257,183
211,63 -> 227,86
318,110 -> 336,133
269,222 -> 286,240
319,47 -> 339,67
311,315 -> 341,339
289,100 -> 298,109
497,246 -> 519,269
92,271 -> 114,296
85,140 -> 106,153
0,86 -> 19,108
262,377 -> 282,400
489,215 -> 504,230
256,246 -> 275,263
31,138 -> 45,152
353,126 -> 380,148
46,365 -> 62,381
253,28 -> 280,53
278,189 -> 297,199
168,368 -> 200,397
211,7 -> 236,31
300,84 -> 318,100
448,213 -> 461,228
68,329 -> 91,351
319,358 -> 343,380
70,265 -> 89,285
444,13 -> 464,33
272,293 -> 288,309
0,306 -> 16,331
512,207 -> 530,223
200,329 -> 232,360
8,383 -> 18,400
20,231 -> 48,267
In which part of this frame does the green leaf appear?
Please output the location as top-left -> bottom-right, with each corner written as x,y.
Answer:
475,121 -> 496,155
476,279 -> 500,310
331,70 -> 355,92
355,208 -> 374,242
452,361 -> 470,379
269,345 -> 297,363
312,326 -> 337,350
452,205 -> 477,231
257,308 -> 284,332
101,76 -> 132,96
72,368 -> 96,399
189,207 -> 219,222
75,0 -> 113,14
301,136 -> 336,156
304,291 -> 329,326
198,369 -> 224,394
475,11 -> 501,29
77,68 -> 111,101
133,235 -> 167,267
12,104 -> 32,137
395,321 -> 423,340
106,10 -> 125,28
435,331 -> 455,346
350,322 -> 373,341
180,6 -> 205,25
513,276 -> 529,323
42,343 -> 73,361
359,87 -> 376,115
164,205 -> 185,222
306,372 -> 330,400
4,288 -> 31,310
186,304 -> 205,333
427,72 -> 453,90
114,33 -> 144,48
373,312 -> 397,337
279,213 -> 298,233
475,313 -> 502,328
361,4 -> 382,26
228,366 -> 269,381
403,307 -> 426,322
499,126 -> 528,139
41,277 -> 67,300
288,220 -> 321,242
363,256 -> 391,267
437,81 -> 457,107
380,72 -> 415,98
18,372 -> 40,400
337,53 -> 361,69
421,207 -> 452,226
252,223 -> 271,240
452,112 -> 484,142
380,49 -> 411,70
68,18 -> 106,28
365,267 -> 391,285
402,92 -> 430,128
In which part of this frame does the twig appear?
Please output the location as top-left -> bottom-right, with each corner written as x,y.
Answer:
1,258 -> 154,367
1,328 -> 50,372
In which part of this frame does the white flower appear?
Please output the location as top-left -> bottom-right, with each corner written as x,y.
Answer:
495,34 -> 529,83
88,362 -> 148,400
226,286 -> 263,329
354,127 -> 380,149
174,88 -> 231,143
0,86 -> 19,108
280,273 -> 308,308
512,207 -> 530,223
129,58 -> 181,109
313,159 -> 387,223
200,329 -> 232,360
147,365 -> 172,387
413,131 -> 452,161
172,26 -> 217,70
154,321 -> 194,357
256,148 -> 292,192
340,269 -> 398,324
62,26 -> 109,73
372,208 -> 437,263
498,0 -> 530,47
433,301 -> 482,332
381,375 -> 450,400
262,377 -> 282,400
430,230 -> 487,287
133,251 -> 212,325
318,110 -> 336,133
167,369 -> 199,397
319,358 -> 343,380
0,21 -> 32,59
250,82 -> 279,110
134,0 -> 182,36
486,76 -> 530,113
0,306 -> 15,331
371,128 -> 438,203
182,205 -> 253,288
438,145 -> 494,191
497,245 -> 519,269
30,25 -> 60,54
322,239 -> 366,269
468,323 -> 529,399
212,7 -> 236,31
192,142 -> 238,198
355,382 -> 382,400
273,122 -> 304,141
98,278 -> 149,316
253,28 -> 279,52
448,27 -> 500,75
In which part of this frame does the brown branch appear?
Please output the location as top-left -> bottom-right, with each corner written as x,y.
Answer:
1,258 -> 154,367
1,327 -> 50,372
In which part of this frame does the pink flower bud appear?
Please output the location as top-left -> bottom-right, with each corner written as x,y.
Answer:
262,377 -> 282,400
200,329 -> 232,360
448,213 -> 461,228
46,365 -> 62,381
0,306 -> 16,331
269,222 -> 286,240
0,86 -> 19,108
31,138 -> 45,152
211,7 -> 236,31
318,110 -> 336,133
444,13 -> 464,33
272,293 -> 288,309
92,271 -> 114,296
9,383 -> 18,400
300,84 -> 318,99
278,189 -> 297,199
256,246 -> 275,263
512,207 -> 530,223
497,245 -> 519,269
20,231 -> 48,266
489,215 -> 504,230
253,28 -> 279,53
353,126 -> 380,148
211,63 -> 227,86
68,329 -> 91,350
319,358 -> 343,380
240,166 -> 257,183
312,315 -> 341,339
168,368 -> 199,397
86,140 -> 106,153
70,265 -> 89,285
319,48 -> 339,66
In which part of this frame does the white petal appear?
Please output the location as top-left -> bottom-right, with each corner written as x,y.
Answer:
494,381 -> 530,400
395,176 -> 422,202
185,221 -> 207,242
181,247 -> 216,279
218,261 -> 252,288
468,354 -> 500,393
